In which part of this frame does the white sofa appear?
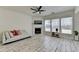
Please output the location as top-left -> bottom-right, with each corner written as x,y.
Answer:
2,30 -> 31,44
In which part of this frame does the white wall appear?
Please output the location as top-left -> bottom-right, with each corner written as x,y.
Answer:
0,8 -> 33,41
74,7 -> 79,31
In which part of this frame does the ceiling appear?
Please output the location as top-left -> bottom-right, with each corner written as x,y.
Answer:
0,6 -> 75,17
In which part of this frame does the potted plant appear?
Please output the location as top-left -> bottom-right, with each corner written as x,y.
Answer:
74,31 -> 79,40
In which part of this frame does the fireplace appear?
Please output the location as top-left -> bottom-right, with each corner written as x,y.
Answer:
35,28 -> 41,34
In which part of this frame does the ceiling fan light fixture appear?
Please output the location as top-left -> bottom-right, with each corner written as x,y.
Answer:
37,12 -> 39,14
31,6 -> 46,14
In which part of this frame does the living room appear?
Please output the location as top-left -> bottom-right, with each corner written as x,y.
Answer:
0,6 -> 79,52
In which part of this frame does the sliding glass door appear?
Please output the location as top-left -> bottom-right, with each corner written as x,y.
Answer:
52,19 -> 60,32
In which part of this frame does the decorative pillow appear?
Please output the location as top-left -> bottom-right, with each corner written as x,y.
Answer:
9,32 -> 14,38
16,30 -> 22,35
10,30 -> 15,34
14,30 -> 18,36
10,30 -> 19,36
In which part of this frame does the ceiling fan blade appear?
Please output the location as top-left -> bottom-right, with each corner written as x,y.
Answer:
33,12 -> 37,13
31,8 -> 37,11
40,10 -> 46,12
38,6 -> 42,11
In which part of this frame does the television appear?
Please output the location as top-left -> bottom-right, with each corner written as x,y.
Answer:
34,20 -> 42,24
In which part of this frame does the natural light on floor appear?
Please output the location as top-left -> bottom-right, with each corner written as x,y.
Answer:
62,29 -> 72,34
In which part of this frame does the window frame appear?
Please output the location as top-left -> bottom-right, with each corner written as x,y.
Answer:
44,16 -> 73,35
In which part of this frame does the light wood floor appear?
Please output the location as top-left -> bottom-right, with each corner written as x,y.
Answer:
0,35 -> 79,52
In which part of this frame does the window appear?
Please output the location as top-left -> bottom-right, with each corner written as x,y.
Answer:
61,17 -> 72,34
44,17 -> 73,34
45,20 -> 51,32
52,19 -> 60,32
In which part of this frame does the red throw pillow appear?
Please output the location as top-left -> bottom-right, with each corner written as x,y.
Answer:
14,30 -> 18,36
10,31 -> 14,33
10,30 -> 19,36
16,30 -> 22,35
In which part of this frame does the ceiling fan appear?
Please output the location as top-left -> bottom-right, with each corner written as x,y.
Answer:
30,6 -> 46,14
